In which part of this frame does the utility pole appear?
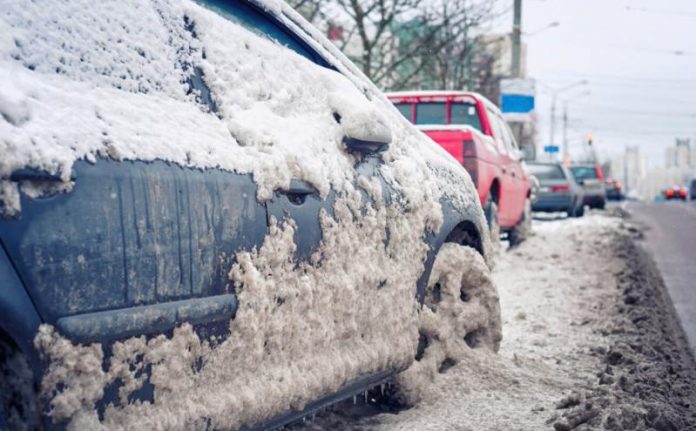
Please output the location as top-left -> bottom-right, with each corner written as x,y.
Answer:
562,102 -> 568,164
511,0 -> 522,78
549,95 -> 557,147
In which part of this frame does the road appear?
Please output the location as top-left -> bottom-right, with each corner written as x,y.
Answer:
627,201 -> 696,356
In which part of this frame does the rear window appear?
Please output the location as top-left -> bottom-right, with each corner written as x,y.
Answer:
451,102 -> 481,130
528,164 -> 566,180
394,103 -> 412,121
415,102 -> 447,125
570,166 -> 598,181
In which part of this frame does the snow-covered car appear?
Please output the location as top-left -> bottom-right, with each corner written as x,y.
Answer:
0,1 -> 500,430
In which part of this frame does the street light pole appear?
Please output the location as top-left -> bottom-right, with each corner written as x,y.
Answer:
512,0 -> 522,78
561,90 -> 591,164
548,80 -> 588,150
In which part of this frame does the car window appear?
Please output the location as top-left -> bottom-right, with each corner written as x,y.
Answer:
496,114 -> 516,155
451,102 -> 482,131
394,103 -> 413,121
486,109 -> 507,152
570,166 -> 598,181
416,102 -> 447,124
527,164 -> 566,180
197,0 -> 329,67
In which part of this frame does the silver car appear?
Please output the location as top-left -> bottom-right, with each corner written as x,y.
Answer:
527,162 -> 585,217
569,164 -> 606,209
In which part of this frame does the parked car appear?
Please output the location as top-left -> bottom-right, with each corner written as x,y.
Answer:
386,91 -> 532,246
605,178 -> 625,201
665,185 -> 688,200
0,1 -> 500,430
569,164 -> 606,209
690,179 -> 696,201
526,162 -> 585,217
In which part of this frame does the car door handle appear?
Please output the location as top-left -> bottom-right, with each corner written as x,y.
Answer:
343,136 -> 389,155
277,179 -> 318,205
9,167 -> 73,182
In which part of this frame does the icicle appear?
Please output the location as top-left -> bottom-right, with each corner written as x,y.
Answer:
353,395 -> 357,405
364,390 -> 369,402
380,383 -> 385,396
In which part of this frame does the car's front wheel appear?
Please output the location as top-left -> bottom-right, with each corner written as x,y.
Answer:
392,243 -> 502,404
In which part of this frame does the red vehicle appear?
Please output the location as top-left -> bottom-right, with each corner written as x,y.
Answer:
665,185 -> 687,201
387,91 -> 531,245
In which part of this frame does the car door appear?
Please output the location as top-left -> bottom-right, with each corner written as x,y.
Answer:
0,159 -> 268,344
486,109 -> 516,227
499,117 -> 527,223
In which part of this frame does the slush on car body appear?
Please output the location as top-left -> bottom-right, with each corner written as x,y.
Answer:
0,0 -> 500,429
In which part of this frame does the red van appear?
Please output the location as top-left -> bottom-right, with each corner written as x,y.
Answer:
387,91 -> 531,246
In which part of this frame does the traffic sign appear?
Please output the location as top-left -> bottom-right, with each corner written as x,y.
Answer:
544,145 -> 560,154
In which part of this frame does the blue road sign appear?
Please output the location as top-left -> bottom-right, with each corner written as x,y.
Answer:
544,145 -> 560,154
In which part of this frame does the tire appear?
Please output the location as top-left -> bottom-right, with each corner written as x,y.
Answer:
567,200 -> 584,218
483,195 -> 500,254
0,338 -> 39,431
423,243 -> 502,353
394,243 -> 502,404
508,198 -> 531,247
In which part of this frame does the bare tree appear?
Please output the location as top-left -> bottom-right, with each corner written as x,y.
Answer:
288,0 -> 501,92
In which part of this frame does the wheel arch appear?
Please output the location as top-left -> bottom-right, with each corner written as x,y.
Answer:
416,198 -> 489,303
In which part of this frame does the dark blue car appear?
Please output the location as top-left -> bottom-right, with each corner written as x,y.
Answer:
0,1 -> 499,429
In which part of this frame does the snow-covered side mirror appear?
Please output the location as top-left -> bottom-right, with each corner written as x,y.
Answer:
330,93 -> 392,155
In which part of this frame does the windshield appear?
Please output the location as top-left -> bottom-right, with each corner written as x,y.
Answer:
570,166 -> 598,181
528,164 -> 566,180
196,0 -> 322,64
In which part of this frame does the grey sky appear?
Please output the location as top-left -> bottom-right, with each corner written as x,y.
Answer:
492,0 -> 696,166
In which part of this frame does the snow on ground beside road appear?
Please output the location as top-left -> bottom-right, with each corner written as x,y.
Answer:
308,213 -> 625,430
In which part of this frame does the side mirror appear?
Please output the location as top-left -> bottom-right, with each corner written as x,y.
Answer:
330,94 -> 392,155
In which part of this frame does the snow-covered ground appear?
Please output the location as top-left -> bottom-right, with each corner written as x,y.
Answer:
301,211 -> 696,430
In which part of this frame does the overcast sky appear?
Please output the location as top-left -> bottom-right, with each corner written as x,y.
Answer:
490,0 -> 696,166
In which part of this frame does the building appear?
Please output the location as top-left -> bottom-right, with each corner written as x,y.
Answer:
665,139 -> 692,169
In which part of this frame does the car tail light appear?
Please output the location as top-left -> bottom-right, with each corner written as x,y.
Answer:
666,189 -> 674,197
462,158 -> 478,186
551,185 -> 570,193
595,164 -> 604,181
462,139 -> 477,157
679,189 -> 687,197
615,181 -> 622,190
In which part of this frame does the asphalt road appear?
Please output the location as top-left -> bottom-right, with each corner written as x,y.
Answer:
627,201 -> 696,356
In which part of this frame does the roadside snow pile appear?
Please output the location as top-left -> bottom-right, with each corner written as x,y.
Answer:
303,213 -> 627,430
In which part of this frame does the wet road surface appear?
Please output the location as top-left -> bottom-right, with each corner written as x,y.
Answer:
627,201 -> 696,356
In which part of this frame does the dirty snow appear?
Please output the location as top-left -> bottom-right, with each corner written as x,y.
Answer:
298,212 -> 696,430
